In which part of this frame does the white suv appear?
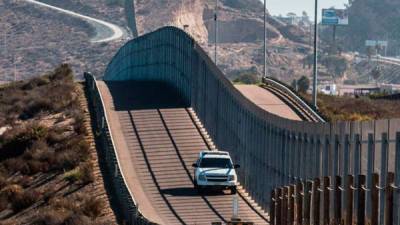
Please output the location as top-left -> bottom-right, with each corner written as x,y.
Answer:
192,150 -> 240,194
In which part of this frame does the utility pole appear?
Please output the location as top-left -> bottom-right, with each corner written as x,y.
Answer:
263,0 -> 267,78
214,0 -> 218,65
3,32 -> 6,57
13,54 -> 17,82
312,0 -> 319,108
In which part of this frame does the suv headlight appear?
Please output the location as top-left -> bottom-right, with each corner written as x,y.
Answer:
198,174 -> 206,181
228,175 -> 236,181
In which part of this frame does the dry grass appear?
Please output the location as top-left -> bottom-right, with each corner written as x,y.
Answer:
0,64 -> 107,223
301,93 -> 400,122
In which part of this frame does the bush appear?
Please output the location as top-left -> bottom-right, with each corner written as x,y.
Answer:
80,162 -> 94,184
54,152 -> 81,171
33,209 -> 69,225
21,98 -> 54,119
0,174 -> 7,190
49,197 -> 78,212
21,76 -> 50,90
0,194 -> 8,211
297,76 -> 310,93
64,168 -> 82,183
63,214 -> 92,225
63,163 -> 93,184
3,158 -> 27,174
81,197 -> 103,218
11,189 -> 42,212
1,184 -> 23,199
233,73 -> 260,84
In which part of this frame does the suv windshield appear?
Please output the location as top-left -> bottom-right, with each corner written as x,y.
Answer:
200,158 -> 232,169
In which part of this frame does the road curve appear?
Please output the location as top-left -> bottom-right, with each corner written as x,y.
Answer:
98,81 -> 269,225
23,0 -> 125,43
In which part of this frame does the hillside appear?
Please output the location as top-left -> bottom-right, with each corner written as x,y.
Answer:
134,0 -> 313,81
0,0 -> 127,81
0,0 -> 315,84
0,65 -> 116,224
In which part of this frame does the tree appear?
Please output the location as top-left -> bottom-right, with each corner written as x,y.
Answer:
297,76 -> 310,93
371,66 -> 382,82
291,79 -> 298,91
233,73 -> 259,84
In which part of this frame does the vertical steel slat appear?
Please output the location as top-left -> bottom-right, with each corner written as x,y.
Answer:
379,133 -> 388,225
395,133 -> 400,225
366,133 -> 375,222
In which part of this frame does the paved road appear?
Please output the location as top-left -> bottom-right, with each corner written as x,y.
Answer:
98,81 -> 269,225
236,85 -> 302,121
23,0 -> 125,43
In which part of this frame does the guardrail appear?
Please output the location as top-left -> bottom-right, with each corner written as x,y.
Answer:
262,77 -> 325,122
84,72 -> 156,225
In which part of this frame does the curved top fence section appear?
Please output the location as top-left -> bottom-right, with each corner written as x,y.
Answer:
103,26 -> 400,213
104,26 -> 398,131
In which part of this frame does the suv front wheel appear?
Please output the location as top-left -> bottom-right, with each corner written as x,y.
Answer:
230,186 -> 237,194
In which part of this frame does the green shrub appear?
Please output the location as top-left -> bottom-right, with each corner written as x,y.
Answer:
64,168 -> 82,183
63,163 -> 93,184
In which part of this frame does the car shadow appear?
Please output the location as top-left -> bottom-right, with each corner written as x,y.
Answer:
161,187 -> 232,197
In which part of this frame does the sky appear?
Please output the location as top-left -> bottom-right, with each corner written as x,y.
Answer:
263,0 -> 349,19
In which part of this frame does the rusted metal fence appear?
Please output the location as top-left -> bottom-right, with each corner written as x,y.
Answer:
270,173 -> 399,225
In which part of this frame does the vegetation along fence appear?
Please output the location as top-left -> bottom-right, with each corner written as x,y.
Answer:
84,72 -> 156,225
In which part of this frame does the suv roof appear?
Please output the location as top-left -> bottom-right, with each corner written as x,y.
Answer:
200,150 -> 230,159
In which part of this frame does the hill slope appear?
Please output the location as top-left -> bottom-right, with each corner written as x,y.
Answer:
133,0 -> 312,81
0,65 -> 116,224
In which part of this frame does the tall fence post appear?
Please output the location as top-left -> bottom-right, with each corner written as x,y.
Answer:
312,178 -> 320,225
282,187 -> 289,225
276,188 -> 282,225
296,182 -> 303,225
322,177 -> 330,225
379,133 -> 389,225
395,133 -> 400,225
371,173 -> 379,225
303,181 -> 312,225
289,184 -> 295,225
271,189 -> 276,225
357,175 -> 366,225
344,175 -> 354,225
366,133 -> 375,223
353,134 -> 361,225
334,176 -> 342,225
385,172 -> 395,225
